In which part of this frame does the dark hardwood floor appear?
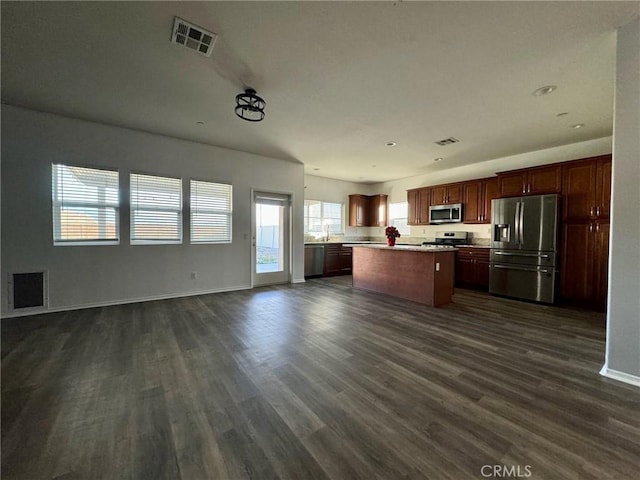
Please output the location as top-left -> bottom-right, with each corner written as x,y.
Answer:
2,278 -> 639,480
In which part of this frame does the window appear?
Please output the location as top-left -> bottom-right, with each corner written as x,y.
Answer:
389,202 -> 410,235
130,173 -> 182,244
190,180 -> 232,243
304,200 -> 343,236
52,163 -> 119,245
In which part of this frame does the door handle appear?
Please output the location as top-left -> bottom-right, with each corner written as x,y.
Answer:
494,251 -> 551,258
596,206 -> 600,217
493,264 -> 552,274
589,223 -> 593,233
596,223 -> 600,232
590,206 -> 594,217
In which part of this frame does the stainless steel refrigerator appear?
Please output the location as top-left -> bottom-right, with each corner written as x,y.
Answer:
490,194 -> 560,303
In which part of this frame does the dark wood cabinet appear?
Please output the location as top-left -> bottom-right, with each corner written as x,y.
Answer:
463,177 -> 499,224
324,243 -> 353,276
339,246 -> 353,274
430,183 -> 462,205
455,248 -> 490,289
560,222 -> 595,301
560,155 -> 611,309
407,187 -> 430,225
348,194 -> 388,227
324,244 -> 342,275
498,164 -> 562,197
348,194 -> 370,227
562,155 -> 611,221
368,194 -> 388,227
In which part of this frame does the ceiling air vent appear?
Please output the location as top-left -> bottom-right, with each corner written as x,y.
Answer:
171,17 -> 217,57
434,137 -> 460,146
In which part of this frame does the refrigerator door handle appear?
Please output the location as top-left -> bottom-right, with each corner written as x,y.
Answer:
518,201 -> 525,247
494,252 -> 551,259
492,264 -> 552,274
514,201 -> 521,245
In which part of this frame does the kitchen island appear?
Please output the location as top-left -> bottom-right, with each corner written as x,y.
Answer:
348,244 -> 456,307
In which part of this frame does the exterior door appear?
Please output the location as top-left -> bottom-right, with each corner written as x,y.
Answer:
253,192 -> 291,287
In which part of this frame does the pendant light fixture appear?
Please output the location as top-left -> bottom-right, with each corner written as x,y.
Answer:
235,88 -> 266,122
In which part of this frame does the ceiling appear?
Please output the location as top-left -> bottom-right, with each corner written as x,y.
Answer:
2,2 -> 638,183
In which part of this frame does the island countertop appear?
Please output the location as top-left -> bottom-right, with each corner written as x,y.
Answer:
343,244 -> 458,253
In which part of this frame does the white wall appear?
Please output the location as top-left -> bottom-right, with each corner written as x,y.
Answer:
1,106 -> 305,317
603,17 -> 640,383
304,174 -> 375,237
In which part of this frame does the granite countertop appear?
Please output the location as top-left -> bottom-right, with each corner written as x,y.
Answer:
305,240 -> 491,248
344,244 -> 458,253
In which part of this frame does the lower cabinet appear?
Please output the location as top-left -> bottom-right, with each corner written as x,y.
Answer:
560,221 -> 609,309
455,248 -> 490,289
324,244 -> 353,276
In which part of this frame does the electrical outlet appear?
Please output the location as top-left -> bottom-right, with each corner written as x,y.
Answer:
191,272 -> 197,280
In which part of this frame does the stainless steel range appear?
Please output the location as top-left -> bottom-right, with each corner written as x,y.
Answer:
423,231 -> 469,248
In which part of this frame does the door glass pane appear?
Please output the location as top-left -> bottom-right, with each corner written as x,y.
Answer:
256,203 -> 284,273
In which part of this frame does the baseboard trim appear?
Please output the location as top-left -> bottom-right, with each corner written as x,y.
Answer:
599,365 -> 640,387
1,284 -> 251,319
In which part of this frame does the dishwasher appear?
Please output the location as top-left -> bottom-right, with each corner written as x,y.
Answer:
304,244 -> 325,277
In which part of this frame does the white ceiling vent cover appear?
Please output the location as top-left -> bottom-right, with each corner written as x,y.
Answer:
435,137 -> 460,146
171,17 -> 217,57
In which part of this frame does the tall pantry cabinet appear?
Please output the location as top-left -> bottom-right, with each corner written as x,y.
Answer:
560,155 -> 611,308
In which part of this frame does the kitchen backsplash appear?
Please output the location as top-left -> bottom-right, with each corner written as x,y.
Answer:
306,223 -> 492,245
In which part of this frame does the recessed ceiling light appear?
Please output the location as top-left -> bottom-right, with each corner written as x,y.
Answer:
312,167 -> 320,171
196,121 -> 205,125
385,142 -> 397,147
433,157 -> 444,162
371,165 -> 377,168
533,85 -> 557,96
556,112 -> 569,117
571,123 -> 585,129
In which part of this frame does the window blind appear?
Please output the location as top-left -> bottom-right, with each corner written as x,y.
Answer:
190,180 -> 232,243
130,173 -> 182,243
52,164 -> 119,244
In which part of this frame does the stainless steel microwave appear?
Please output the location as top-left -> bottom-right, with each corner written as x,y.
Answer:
429,203 -> 463,224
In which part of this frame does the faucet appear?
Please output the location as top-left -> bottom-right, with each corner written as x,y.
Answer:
325,224 -> 331,242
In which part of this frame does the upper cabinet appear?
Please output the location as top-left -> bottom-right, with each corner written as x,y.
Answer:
430,183 -> 462,205
407,187 -> 431,225
348,194 -> 388,227
368,194 -> 389,227
562,155 -> 611,221
498,164 -> 562,197
463,177 -> 499,224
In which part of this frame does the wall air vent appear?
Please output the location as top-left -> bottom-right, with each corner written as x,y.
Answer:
171,17 -> 217,57
9,271 -> 48,311
434,137 -> 460,146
